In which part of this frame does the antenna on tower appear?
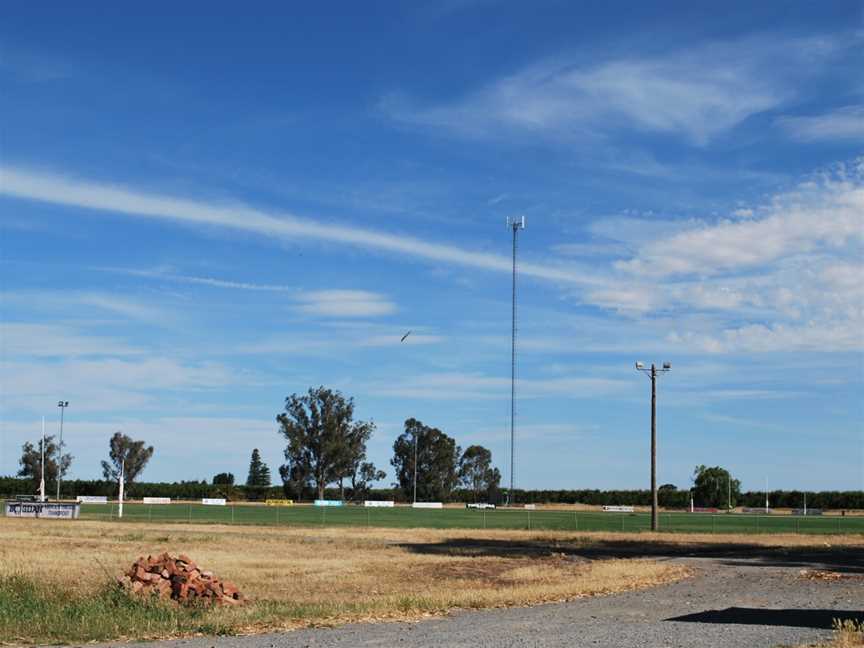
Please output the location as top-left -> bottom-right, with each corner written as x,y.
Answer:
506,216 -> 525,506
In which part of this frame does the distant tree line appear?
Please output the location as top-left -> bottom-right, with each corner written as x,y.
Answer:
2,475 -> 863,510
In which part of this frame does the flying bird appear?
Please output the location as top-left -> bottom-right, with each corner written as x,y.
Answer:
400,330 -> 412,342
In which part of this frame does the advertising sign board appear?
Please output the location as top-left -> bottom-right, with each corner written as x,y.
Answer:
5,501 -> 80,519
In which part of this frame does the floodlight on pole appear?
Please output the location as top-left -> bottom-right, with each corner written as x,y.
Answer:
635,362 -> 671,531
728,473 -> 732,511
506,215 -> 525,506
118,459 -> 125,519
40,417 -> 46,502
56,400 -> 69,501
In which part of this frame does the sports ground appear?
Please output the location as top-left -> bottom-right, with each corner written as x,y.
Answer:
79,502 -> 864,535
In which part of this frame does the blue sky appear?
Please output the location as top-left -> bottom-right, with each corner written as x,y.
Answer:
1,1 -> 863,492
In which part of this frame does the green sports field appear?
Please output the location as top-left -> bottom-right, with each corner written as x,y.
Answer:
78,502 -> 864,535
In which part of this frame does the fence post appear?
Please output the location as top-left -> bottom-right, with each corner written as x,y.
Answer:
276,506 -> 280,525
231,505 -> 235,524
483,510 -> 486,530
712,515 -> 716,534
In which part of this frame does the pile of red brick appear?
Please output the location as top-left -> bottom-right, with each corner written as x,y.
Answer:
120,553 -> 243,605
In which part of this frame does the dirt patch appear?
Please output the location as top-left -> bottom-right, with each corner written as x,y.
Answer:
798,569 -> 864,582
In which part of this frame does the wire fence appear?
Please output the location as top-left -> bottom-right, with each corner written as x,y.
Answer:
76,503 -> 864,535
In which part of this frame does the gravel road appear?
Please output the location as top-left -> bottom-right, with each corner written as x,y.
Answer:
88,541 -> 863,648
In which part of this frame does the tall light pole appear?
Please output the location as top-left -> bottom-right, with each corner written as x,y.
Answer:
506,215 -> 525,506
118,459 -> 125,519
727,472 -> 732,511
56,400 -> 69,500
635,362 -> 671,531
412,429 -> 420,505
40,417 -> 46,502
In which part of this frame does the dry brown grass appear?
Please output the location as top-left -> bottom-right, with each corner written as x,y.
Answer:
797,621 -> 864,647
6,518 -> 861,644
0,517 -> 691,640
569,529 -> 864,547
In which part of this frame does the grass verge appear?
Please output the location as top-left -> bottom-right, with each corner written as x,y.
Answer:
0,574 -> 235,644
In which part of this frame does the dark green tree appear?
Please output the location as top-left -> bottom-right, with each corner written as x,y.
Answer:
18,435 -> 72,493
101,431 -> 154,485
693,465 -> 740,509
332,419 -> 382,500
658,483 -> 678,507
351,461 -> 386,500
278,462 -> 309,500
391,418 -> 460,502
246,449 -> 271,486
213,472 -> 235,485
277,386 -> 375,500
458,445 -> 501,502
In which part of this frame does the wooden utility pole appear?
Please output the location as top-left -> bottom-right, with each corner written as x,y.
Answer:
650,364 -> 658,531
636,361 -> 670,532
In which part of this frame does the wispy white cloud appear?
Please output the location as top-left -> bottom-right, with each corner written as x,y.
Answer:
295,290 -> 396,317
1,356 -> 235,413
568,160 -> 864,352
0,166 -> 589,286
612,162 -> 864,277
358,333 -> 443,347
777,105 -> 864,142
0,322 -> 143,357
3,290 -> 172,324
464,422 -> 600,446
107,267 -> 294,292
235,323 -> 443,355
367,371 -> 628,400
75,293 -> 170,323
550,241 -> 631,258
102,268 -> 398,318
700,413 -> 785,431
383,34 -> 842,145
666,320 -> 864,354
